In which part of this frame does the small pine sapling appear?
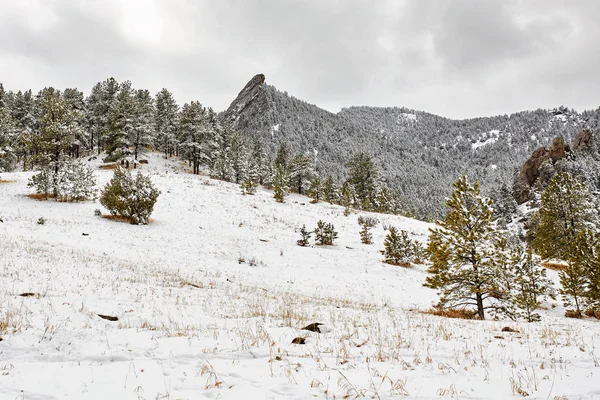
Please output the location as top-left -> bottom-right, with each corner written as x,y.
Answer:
360,223 -> 373,244
314,220 -> 338,245
297,224 -> 312,247
383,226 -> 413,267
240,177 -> 257,195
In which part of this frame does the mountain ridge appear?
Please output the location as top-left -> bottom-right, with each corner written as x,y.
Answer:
223,75 -> 600,218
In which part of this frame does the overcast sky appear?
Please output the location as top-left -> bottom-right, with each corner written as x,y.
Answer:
0,0 -> 598,119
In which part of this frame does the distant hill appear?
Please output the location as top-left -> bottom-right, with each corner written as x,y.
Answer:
222,74 -> 600,219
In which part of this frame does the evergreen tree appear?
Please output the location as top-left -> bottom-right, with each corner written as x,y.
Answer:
289,153 -> 314,194
240,176 -> 257,195
272,165 -> 289,203
568,229 -> 600,311
297,224 -> 312,247
62,88 -> 88,157
383,226 -> 412,266
506,241 -> 554,322
314,220 -> 338,245
532,172 -> 597,260
100,167 -> 160,225
210,123 -> 233,181
229,130 -> 248,184
131,89 -> 155,160
86,78 -> 119,154
154,88 -> 179,157
346,152 -> 380,210
0,106 -> 17,171
307,175 -> 322,203
178,101 -> 212,174
274,141 -> 290,172
105,81 -> 135,161
424,175 -> 511,320
360,223 -> 373,244
322,175 -> 338,203
248,137 -> 268,185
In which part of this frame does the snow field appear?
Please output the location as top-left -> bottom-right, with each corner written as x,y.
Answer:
0,153 -> 599,399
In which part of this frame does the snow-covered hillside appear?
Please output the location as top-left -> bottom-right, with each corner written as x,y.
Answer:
0,153 -> 599,399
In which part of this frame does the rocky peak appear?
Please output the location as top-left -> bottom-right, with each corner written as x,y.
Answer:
221,74 -> 266,126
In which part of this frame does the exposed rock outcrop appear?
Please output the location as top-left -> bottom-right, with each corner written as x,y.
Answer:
572,129 -> 593,154
513,136 -> 570,204
221,73 -> 266,126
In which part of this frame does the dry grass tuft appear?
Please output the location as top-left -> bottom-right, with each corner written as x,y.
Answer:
383,260 -> 412,268
101,214 -> 133,223
26,193 -> 56,201
0,179 -> 16,184
423,308 -> 477,320
583,309 -> 600,319
99,163 -> 118,170
541,261 -> 567,271
101,214 -> 155,224
564,310 -> 582,319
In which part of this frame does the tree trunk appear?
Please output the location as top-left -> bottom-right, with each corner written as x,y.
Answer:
476,293 -> 485,320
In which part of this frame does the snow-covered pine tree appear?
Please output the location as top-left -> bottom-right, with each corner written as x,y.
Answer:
424,175 -> 512,320
314,220 -> 337,245
178,101 -> 210,175
154,88 -> 179,157
229,130 -> 248,184
289,153 -> 314,194
248,137 -> 268,185
360,223 -> 373,244
383,226 -> 412,266
0,106 -> 17,171
62,88 -> 88,157
307,175 -> 322,203
532,172 -> 597,261
274,142 -> 290,172
210,123 -> 233,181
346,152 -> 380,211
297,224 -> 312,247
504,240 -> 554,322
105,81 -> 135,161
322,175 -> 338,204
272,165 -> 289,203
567,229 -> 600,313
131,89 -> 155,160
86,78 -> 119,154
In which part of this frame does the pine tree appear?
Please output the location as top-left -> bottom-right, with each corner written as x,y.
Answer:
62,88 -> 88,157
383,226 -> 412,266
272,165 -> 289,203
274,142 -> 290,172
346,152 -> 380,210
424,175 -> 511,320
105,81 -> 135,161
131,89 -> 155,160
86,78 -> 119,154
0,106 -> 17,171
248,137 -> 268,185
568,229 -> 600,312
297,224 -> 312,246
533,172 -> 597,260
506,240 -> 554,322
314,220 -> 338,245
154,88 -> 179,157
289,153 -> 314,194
322,175 -> 338,203
229,130 -> 248,184
178,101 -> 212,175
240,176 -> 257,195
307,175 -> 322,203
360,223 -> 373,244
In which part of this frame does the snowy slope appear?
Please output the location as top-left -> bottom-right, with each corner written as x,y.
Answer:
0,153 -> 599,399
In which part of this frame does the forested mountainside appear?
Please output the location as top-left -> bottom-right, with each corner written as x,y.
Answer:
223,75 -> 600,219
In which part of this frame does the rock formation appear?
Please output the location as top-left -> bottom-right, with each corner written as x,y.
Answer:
221,73 -> 267,126
513,136 -> 570,204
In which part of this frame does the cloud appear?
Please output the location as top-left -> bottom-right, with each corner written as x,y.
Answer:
0,0 -> 598,118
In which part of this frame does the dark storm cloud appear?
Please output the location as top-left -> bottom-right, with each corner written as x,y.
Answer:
0,0 -> 598,118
